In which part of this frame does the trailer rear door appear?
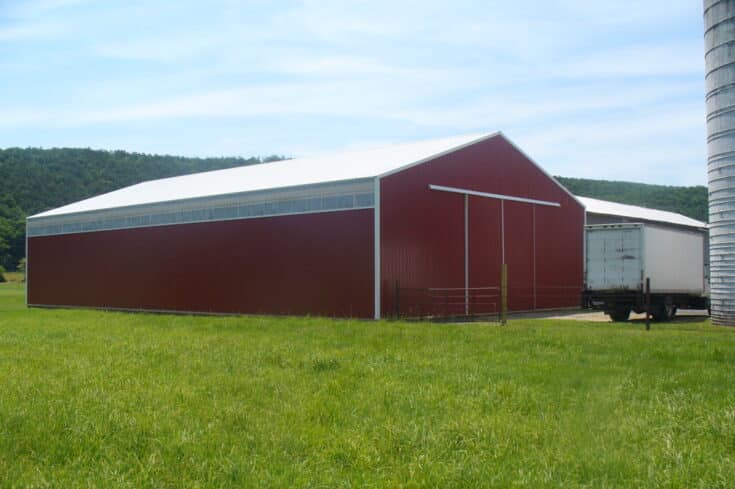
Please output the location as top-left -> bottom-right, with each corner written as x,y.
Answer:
586,225 -> 643,291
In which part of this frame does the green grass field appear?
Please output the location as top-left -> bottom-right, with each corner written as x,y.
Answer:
1,283 -> 734,488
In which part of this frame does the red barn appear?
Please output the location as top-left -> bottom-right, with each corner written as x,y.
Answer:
26,132 -> 584,319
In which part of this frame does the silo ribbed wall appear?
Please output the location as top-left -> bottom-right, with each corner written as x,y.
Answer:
706,0 -> 735,325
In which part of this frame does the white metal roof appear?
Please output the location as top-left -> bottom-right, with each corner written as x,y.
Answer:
577,196 -> 707,230
31,132 -> 499,219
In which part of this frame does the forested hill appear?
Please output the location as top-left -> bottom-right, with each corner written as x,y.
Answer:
1,148 -> 285,217
556,177 -> 708,223
0,147 -> 708,271
0,147 -> 284,271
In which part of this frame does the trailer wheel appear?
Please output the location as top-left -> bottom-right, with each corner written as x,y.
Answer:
652,297 -> 676,322
609,306 -> 631,322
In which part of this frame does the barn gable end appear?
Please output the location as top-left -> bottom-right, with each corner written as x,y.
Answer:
378,134 -> 585,318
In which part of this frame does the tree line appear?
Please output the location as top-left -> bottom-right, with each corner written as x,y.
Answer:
0,147 -> 708,271
0,148 -> 283,270
556,177 -> 708,223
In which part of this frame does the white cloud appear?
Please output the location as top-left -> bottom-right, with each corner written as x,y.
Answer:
0,19 -> 65,41
0,24 -> 43,41
5,0 -> 89,16
560,42 -> 704,79
0,0 -> 709,185
516,105 -> 707,185
95,35 -> 220,62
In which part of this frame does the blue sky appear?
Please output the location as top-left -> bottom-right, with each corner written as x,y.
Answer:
0,0 -> 706,185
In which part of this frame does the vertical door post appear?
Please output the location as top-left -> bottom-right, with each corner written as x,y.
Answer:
501,264 -> 508,325
464,194 -> 469,316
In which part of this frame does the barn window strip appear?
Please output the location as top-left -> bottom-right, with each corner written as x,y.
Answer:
28,190 -> 375,237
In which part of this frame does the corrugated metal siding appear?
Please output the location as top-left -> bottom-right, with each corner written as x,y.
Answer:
468,196 -> 502,291
504,202 -> 534,311
380,136 -> 584,316
536,197 -> 584,309
380,173 -> 464,309
534,202 -> 585,309
28,209 -> 374,318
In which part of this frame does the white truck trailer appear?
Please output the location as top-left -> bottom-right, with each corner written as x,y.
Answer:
583,223 -> 709,321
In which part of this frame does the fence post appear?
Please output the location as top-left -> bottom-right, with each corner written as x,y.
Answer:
501,264 -> 508,325
469,289 -> 474,319
395,280 -> 400,319
645,277 -> 651,331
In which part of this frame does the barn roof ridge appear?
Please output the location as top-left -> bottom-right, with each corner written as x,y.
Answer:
30,131 -> 577,219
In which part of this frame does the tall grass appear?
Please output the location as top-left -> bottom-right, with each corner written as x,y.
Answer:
0,283 -> 733,488
2,272 -> 24,283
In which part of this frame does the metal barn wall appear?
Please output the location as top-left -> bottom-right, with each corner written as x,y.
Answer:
28,209 -> 374,318
380,135 -> 584,316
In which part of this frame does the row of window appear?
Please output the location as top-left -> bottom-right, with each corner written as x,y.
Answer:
28,191 -> 375,237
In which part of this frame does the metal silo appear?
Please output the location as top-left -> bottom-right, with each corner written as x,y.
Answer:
705,0 -> 735,325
